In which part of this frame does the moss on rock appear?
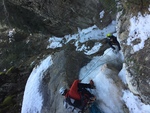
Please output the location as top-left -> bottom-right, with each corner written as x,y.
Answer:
1,96 -> 13,107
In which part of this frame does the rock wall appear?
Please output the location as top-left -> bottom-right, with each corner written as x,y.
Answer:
1,0 -> 116,36
0,66 -> 30,113
117,0 -> 150,104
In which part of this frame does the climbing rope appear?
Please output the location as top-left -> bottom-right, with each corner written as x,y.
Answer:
80,49 -> 118,81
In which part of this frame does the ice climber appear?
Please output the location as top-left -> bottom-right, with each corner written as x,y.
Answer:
59,79 -> 96,112
106,33 -> 121,51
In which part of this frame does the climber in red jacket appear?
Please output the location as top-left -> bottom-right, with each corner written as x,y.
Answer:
59,79 -> 96,111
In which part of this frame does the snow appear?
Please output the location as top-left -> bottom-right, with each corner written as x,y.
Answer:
127,13 -> 150,53
8,28 -> 16,37
22,9 -> 150,113
8,28 -> 16,43
123,90 -> 150,113
118,64 -> 127,84
99,10 -> 105,19
80,45 -> 150,113
21,56 -> 53,113
79,49 -> 124,113
47,36 -> 63,49
84,42 -> 102,55
47,21 -> 116,50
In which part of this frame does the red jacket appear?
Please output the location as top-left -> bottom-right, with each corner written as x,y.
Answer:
65,80 -> 81,100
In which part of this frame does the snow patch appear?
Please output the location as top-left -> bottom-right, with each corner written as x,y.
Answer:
123,90 -> 150,113
99,10 -> 105,19
47,36 -> 63,49
127,13 -> 150,52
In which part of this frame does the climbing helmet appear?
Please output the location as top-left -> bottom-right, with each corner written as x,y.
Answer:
106,33 -> 112,37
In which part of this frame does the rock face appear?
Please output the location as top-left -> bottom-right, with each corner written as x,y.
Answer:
1,0 -> 116,36
117,1 -> 150,104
